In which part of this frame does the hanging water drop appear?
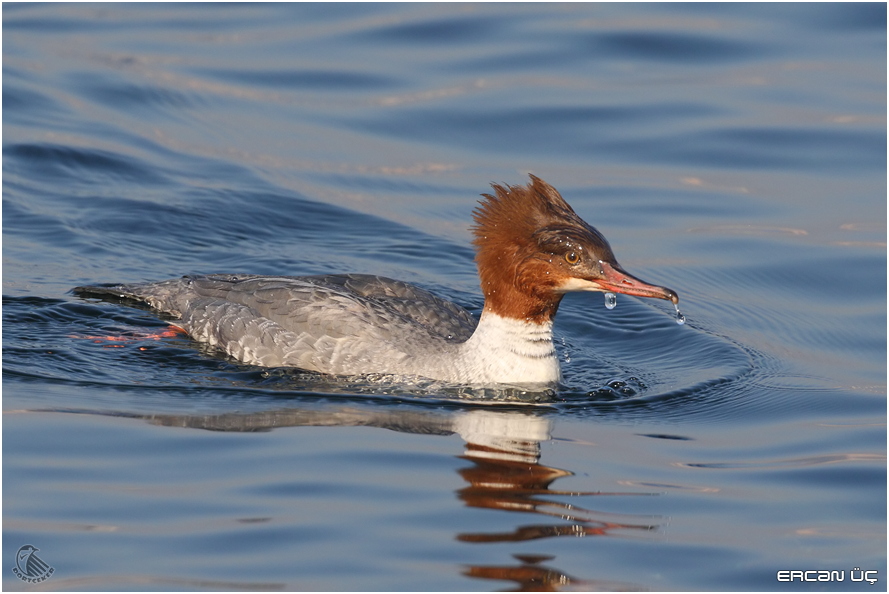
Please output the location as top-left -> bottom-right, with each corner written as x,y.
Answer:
604,292 -> 617,310
673,302 -> 686,325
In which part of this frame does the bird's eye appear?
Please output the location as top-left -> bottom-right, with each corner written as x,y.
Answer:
564,251 -> 580,265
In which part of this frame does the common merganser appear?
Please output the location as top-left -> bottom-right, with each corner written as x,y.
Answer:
75,175 -> 679,385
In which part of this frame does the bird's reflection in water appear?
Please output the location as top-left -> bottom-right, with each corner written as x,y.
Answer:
99,402 -> 655,591
452,410 -> 658,543
467,554 -> 643,592
450,410 -> 653,591
466,554 -> 575,592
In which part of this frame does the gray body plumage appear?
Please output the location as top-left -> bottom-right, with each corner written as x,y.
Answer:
75,273 -> 560,384
77,274 -> 474,371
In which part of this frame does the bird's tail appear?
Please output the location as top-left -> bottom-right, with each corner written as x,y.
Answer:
73,277 -> 196,317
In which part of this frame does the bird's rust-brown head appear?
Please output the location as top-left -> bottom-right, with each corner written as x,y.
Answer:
471,175 -> 678,324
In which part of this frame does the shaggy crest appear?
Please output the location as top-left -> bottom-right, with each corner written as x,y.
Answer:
472,174 -> 596,249
471,175 -> 615,322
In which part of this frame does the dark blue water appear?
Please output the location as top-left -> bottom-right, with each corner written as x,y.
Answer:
4,3 -> 885,591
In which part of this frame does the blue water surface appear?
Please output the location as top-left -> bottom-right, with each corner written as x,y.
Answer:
3,3 -> 886,591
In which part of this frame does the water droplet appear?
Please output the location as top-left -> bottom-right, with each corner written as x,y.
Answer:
673,302 -> 686,325
604,292 -> 617,309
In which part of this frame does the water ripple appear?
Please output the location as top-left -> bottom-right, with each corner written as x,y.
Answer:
593,31 -> 767,63
5,143 -> 169,185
